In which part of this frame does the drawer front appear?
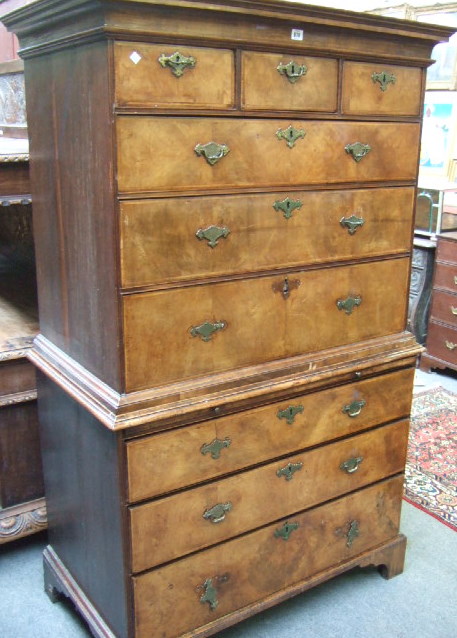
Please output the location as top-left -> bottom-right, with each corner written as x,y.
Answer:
114,42 -> 235,108
129,420 -> 408,572
116,117 -> 420,194
120,187 -> 415,288
436,237 -> 457,265
241,52 -> 338,111
434,262 -> 457,293
133,476 -> 404,638
426,321 -> 457,365
342,62 -> 422,116
123,258 -> 410,391
430,290 -> 457,327
126,367 -> 414,503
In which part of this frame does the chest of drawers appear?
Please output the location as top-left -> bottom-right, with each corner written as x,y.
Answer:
3,1 -> 453,637
421,232 -> 457,372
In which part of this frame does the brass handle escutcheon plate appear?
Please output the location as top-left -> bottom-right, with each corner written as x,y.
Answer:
277,60 -> 308,83
190,320 -> 226,342
196,225 -> 230,248
345,520 -> 360,547
201,437 -> 231,460
276,461 -> 303,481
342,399 -> 366,418
158,51 -> 196,77
277,404 -> 304,425
274,521 -> 300,540
337,295 -> 362,315
345,142 -> 371,162
371,71 -> 396,91
445,340 -> 457,350
195,142 -> 230,165
451,306 -> 457,315
203,502 -> 232,523
340,215 -> 365,235
276,125 -> 306,148
200,578 -> 218,610
340,456 -> 364,474
273,197 -> 303,219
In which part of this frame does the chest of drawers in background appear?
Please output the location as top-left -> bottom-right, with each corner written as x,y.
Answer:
421,232 -> 457,372
3,1 -> 453,637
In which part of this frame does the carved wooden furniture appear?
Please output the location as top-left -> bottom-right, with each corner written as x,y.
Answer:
0,138 -> 45,543
3,1 -> 452,636
408,237 -> 436,345
421,231 -> 457,372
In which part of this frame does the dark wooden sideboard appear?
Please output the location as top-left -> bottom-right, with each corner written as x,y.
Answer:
3,1 -> 453,636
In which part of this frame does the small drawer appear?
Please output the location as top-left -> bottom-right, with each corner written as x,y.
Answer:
114,42 -> 235,108
434,262 -> 457,293
133,476 -> 404,638
430,290 -> 457,327
129,420 -> 408,572
342,62 -> 422,116
116,117 -> 420,194
426,321 -> 457,365
120,186 -> 415,289
123,257 -> 410,391
436,237 -> 457,265
241,51 -> 338,111
126,367 -> 414,503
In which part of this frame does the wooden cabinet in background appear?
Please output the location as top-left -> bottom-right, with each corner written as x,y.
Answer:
3,1 -> 452,636
421,231 -> 457,372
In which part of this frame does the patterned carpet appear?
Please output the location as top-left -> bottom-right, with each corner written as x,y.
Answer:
404,386 -> 457,531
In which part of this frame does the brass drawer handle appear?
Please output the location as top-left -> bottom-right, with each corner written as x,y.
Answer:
451,306 -> 457,315
340,214 -> 365,235
273,197 -> 303,220
276,125 -> 306,149
454,275 -> 457,285
158,51 -> 196,77
277,404 -> 304,425
195,142 -> 230,166
371,70 -> 396,91
196,225 -> 230,248
277,60 -> 308,84
345,142 -> 371,162
342,399 -> 366,418
445,340 -> 457,350
340,456 -> 364,474
337,295 -> 362,315
276,461 -> 303,481
190,320 -> 226,342
274,521 -> 299,540
200,578 -> 218,610
203,502 -> 232,524
201,437 -> 231,460
272,277 -> 301,299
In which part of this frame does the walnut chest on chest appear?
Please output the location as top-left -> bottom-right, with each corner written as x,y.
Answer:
3,1 -> 453,637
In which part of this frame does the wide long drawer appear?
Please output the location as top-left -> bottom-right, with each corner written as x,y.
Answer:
133,476 -> 404,638
126,367 -> 415,503
116,117 -> 420,194
433,262 -> 457,293
129,419 -> 408,572
426,321 -> 457,365
123,257 -> 410,391
120,187 -> 415,288
430,290 -> 457,327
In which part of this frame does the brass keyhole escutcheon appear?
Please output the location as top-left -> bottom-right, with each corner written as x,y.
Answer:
276,461 -> 303,481
201,437 -> 231,460
276,125 -> 306,149
337,295 -> 362,315
273,197 -> 303,220
277,60 -> 308,84
274,521 -> 300,540
277,404 -> 304,425
371,71 -> 396,91
158,51 -> 196,77
199,578 -> 218,610
272,277 -> 301,299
